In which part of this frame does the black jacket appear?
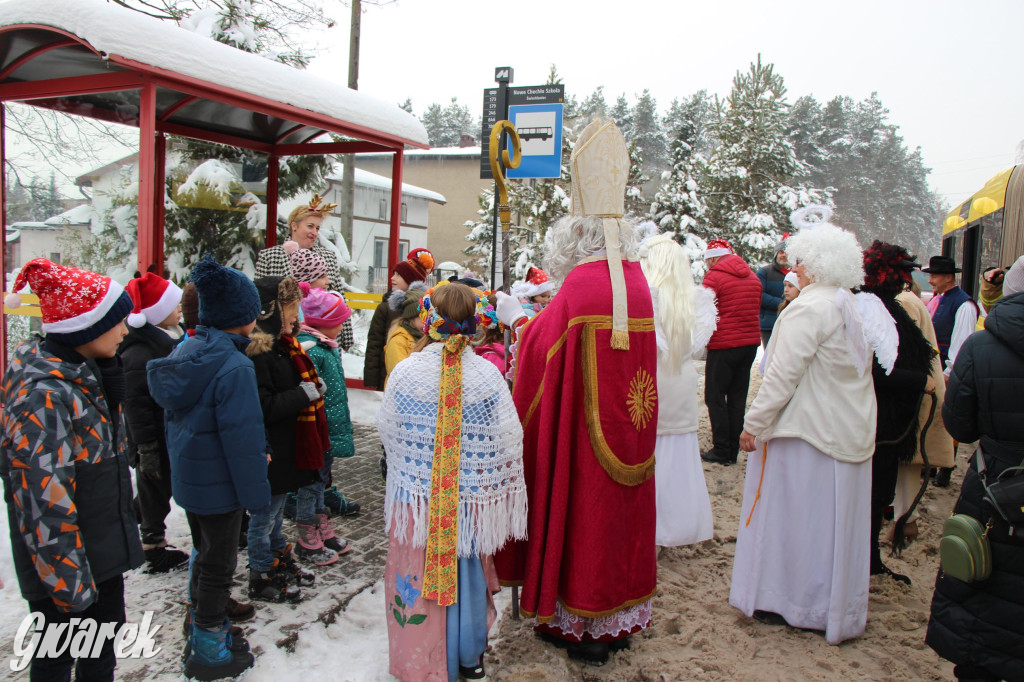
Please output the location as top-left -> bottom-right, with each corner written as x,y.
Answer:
247,332 -> 317,496
872,295 -> 934,462
926,292 -> 1024,681
120,323 -> 179,463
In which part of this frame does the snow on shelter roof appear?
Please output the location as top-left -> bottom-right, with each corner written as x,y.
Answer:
0,0 -> 428,150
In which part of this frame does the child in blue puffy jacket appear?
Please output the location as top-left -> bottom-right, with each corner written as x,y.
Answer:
148,256 -> 268,681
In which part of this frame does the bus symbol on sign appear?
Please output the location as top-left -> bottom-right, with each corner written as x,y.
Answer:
518,126 -> 552,141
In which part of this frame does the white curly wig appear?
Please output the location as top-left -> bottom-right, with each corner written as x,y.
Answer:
543,214 -> 640,283
785,223 -> 864,289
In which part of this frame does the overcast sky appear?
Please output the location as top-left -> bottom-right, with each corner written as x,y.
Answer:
307,0 -> 1024,211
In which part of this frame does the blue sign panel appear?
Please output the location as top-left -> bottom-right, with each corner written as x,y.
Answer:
507,103 -> 563,180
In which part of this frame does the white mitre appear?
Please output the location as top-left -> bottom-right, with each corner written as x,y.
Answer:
570,118 -> 631,349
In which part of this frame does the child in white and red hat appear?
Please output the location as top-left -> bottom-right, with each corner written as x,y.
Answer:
513,266 -> 554,319
1,258 -> 143,680
120,272 -> 192,574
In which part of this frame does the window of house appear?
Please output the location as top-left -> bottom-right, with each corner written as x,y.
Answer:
374,239 -> 410,269
379,199 -> 388,220
401,203 -> 408,223
49,252 -> 61,264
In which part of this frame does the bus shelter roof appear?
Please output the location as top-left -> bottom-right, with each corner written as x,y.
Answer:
0,0 -> 429,153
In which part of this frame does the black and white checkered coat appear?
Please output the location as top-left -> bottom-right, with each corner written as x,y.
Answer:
254,243 -> 354,350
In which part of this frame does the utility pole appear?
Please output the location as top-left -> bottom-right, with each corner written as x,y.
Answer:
339,0 -> 360,251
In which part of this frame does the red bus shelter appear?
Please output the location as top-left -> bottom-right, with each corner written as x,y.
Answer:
0,0 -> 428,369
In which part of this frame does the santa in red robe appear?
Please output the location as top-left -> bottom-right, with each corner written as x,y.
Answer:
494,119 -> 658,664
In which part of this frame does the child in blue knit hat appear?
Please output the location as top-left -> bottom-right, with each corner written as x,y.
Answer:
147,256 -> 269,680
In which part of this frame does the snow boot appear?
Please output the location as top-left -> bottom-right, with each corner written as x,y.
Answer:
247,559 -> 301,603
323,486 -> 360,516
273,543 -> 316,587
144,544 -> 189,573
182,605 -> 248,651
183,621 -> 254,681
296,520 -> 339,566
315,510 -> 352,556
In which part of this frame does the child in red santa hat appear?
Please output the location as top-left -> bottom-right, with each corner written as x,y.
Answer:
2,258 -> 143,680
513,266 -> 554,319
121,272 -> 193,573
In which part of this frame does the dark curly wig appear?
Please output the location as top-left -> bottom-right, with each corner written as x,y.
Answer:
862,240 -> 917,297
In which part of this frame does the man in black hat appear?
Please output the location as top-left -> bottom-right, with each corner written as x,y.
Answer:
921,255 -> 979,487
922,256 -> 979,376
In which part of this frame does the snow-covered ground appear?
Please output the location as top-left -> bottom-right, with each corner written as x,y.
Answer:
0,371 -> 484,680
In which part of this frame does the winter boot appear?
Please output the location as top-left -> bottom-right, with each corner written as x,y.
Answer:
225,596 -> 256,623
183,621 -> 255,681
247,560 -> 302,603
182,605 -> 249,650
315,510 -> 352,556
144,544 -> 189,573
274,543 -> 315,587
296,521 -> 339,566
323,486 -> 361,516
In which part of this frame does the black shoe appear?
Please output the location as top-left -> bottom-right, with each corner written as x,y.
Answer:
871,563 -> 912,585
934,467 -> 953,488
566,640 -> 609,665
459,656 -> 486,680
274,544 -> 316,586
700,450 -> 735,465
753,610 -> 789,626
608,635 -> 631,652
144,545 -> 189,573
248,563 -> 302,603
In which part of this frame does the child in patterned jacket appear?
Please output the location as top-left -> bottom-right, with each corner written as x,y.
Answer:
0,258 -> 142,680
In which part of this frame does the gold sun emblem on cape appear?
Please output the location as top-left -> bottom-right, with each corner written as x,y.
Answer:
626,369 -> 656,431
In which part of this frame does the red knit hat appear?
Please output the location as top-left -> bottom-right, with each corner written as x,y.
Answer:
522,266 -> 553,297
125,272 -> 184,328
704,239 -> 734,260
393,248 -> 435,284
5,258 -> 133,344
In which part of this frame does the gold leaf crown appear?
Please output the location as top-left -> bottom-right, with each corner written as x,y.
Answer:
570,119 -> 629,218
308,193 -> 338,215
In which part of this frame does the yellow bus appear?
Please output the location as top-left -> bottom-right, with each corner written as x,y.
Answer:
941,164 -> 1024,297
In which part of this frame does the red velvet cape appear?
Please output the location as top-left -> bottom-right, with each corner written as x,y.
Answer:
495,260 -> 658,622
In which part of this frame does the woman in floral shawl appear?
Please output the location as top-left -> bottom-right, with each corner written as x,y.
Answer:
378,282 -> 526,681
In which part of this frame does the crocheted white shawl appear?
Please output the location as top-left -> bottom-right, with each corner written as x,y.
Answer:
378,343 -> 527,557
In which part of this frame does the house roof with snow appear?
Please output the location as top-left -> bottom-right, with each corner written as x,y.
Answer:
326,167 -> 447,205
357,146 -> 482,160
0,0 -> 428,150
44,204 -> 95,226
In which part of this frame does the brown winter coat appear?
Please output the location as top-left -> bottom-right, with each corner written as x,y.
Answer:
896,291 -> 955,468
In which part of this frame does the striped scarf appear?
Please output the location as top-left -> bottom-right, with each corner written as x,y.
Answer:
422,334 -> 470,606
280,334 -> 329,470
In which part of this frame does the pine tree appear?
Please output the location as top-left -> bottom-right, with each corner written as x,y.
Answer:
702,56 -> 827,265
630,89 -> 668,173
651,98 -> 709,241
610,94 -> 633,139
421,98 -> 476,147
398,97 -> 414,114
577,86 -> 608,123
792,93 -> 941,257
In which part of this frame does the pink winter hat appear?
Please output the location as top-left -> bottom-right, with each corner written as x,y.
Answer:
299,283 -> 352,327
